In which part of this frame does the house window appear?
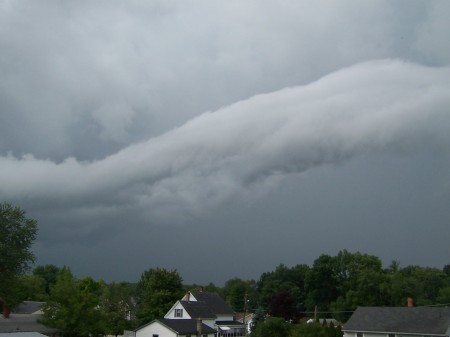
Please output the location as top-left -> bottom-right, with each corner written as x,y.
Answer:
357,333 -> 363,337
175,308 -> 183,317
388,334 -> 395,337
152,335 -> 158,337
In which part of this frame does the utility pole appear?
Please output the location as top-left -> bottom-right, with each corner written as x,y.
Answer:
243,292 -> 248,336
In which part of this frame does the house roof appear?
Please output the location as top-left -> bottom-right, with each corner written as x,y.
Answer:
343,307 -> 450,335
12,302 -> 45,315
215,320 -> 246,327
180,301 -> 216,319
0,332 -> 49,337
0,314 -> 57,334
190,291 -> 234,315
138,319 -> 216,335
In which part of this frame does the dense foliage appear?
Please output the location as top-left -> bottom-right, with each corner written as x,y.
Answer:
136,268 -> 184,325
15,251 -> 449,336
4,204 -> 449,336
251,251 -> 450,322
253,319 -> 342,337
0,203 -> 38,313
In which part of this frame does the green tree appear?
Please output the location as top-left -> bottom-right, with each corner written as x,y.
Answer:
136,268 -> 183,325
291,322 -> 343,337
17,274 -> 47,301
0,203 -> 38,316
436,286 -> 450,304
257,263 -> 309,314
42,268 -> 107,337
222,278 -> 257,312
305,255 -> 339,311
33,264 -> 62,296
253,317 -> 291,337
268,290 -> 299,322
102,282 -> 136,336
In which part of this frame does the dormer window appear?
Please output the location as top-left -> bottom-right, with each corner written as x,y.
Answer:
175,308 -> 183,317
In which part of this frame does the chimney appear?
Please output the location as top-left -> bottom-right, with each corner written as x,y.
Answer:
199,287 -> 204,292
197,319 -> 202,337
407,297 -> 414,307
186,291 -> 190,301
2,304 -> 10,319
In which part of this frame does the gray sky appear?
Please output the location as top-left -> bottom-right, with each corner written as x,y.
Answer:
1,0 -> 449,285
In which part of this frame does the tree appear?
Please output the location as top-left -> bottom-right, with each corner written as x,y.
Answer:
221,278 -> 257,312
290,322 -> 343,337
252,317 -> 291,337
33,264 -> 62,296
42,268 -> 107,337
305,255 -> 339,311
136,268 -> 183,325
268,290 -> 299,322
16,274 -> 47,301
102,282 -> 136,336
0,203 -> 38,317
257,263 -> 309,314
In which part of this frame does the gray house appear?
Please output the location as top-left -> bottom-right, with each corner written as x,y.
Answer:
343,307 -> 450,337
0,301 -> 57,336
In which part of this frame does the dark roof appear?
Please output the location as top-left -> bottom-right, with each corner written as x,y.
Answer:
180,301 -> 216,319
215,320 -> 246,327
12,302 -> 45,314
0,314 -> 57,334
191,291 -> 234,315
344,307 -> 450,335
157,319 -> 216,335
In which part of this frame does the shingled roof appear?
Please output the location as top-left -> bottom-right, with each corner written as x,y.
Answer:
150,319 -> 216,335
190,291 -> 235,315
12,302 -> 45,315
0,314 -> 57,334
180,301 -> 216,319
344,307 -> 450,335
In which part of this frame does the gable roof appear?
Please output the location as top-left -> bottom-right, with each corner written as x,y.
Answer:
343,307 -> 450,335
137,319 -> 216,335
190,291 -> 234,315
180,301 -> 216,319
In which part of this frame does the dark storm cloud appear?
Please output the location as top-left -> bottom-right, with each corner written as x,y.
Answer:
1,0 -> 448,160
2,60 -> 450,231
1,1 -> 450,283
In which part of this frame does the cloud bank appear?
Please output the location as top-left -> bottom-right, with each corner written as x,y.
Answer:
2,60 -> 449,229
2,1 -> 450,282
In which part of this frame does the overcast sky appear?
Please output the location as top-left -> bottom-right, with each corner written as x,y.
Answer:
1,0 -> 450,285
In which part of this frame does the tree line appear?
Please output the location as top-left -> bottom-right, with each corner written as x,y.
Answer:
1,203 -> 450,337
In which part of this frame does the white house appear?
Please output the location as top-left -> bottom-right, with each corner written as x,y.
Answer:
135,319 -> 216,337
343,306 -> 450,337
136,290 -> 246,337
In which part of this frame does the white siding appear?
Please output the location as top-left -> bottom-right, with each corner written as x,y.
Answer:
136,322 -> 176,337
164,302 -> 192,319
215,314 -> 234,321
343,332 -> 356,337
343,332 -> 387,337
